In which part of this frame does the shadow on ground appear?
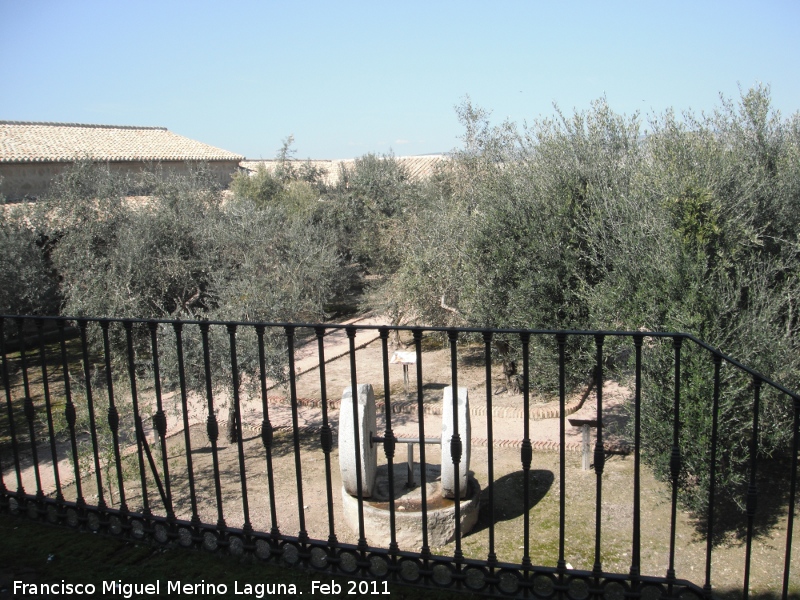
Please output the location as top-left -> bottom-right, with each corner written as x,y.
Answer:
470,469 -> 554,534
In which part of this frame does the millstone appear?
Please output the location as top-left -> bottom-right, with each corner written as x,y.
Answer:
339,383 -> 378,497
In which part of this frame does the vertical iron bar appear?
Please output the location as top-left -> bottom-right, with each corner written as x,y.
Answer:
0,318 -> 24,495
255,325 -> 279,538
78,319 -> 105,508
19,318 -> 44,498
100,320 -> 126,511
199,321 -> 226,528
345,325 -> 366,551
630,334 -> 643,583
173,321 -> 198,524
36,319 -> 63,501
666,336 -> 683,583
0,320 -> 5,495
0,417 -> 3,497
148,322 -> 173,518
227,324 -> 252,532
123,321 -> 149,516
315,325 -> 338,547
742,377 -> 762,600
557,332 -> 567,574
448,330 -> 463,565
413,328 -> 431,560
57,320 -> 81,505
286,325 -> 308,541
703,353 -> 722,598
482,330 -> 497,567
520,331 -> 532,569
783,395 -> 800,600
593,334 -> 605,575
378,327 -> 398,554
0,379 -> 4,496
407,444 -> 414,487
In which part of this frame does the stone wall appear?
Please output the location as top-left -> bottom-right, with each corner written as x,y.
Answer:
0,160 -> 241,200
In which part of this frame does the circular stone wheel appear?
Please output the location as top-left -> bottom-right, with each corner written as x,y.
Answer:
339,383 -> 378,497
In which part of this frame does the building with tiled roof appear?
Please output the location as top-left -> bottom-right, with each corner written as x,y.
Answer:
0,121 -> 244,199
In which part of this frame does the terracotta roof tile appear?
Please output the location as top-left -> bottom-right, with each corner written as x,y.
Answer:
0,121 -> 244,163
393,155 -> 449,180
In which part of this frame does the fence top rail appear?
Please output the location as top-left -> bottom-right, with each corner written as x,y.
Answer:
2,314 -> 798,402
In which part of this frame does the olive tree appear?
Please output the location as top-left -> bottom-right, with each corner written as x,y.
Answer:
0,204 -> 59,316
370,89 -> 800,521
36,162 -> 346,441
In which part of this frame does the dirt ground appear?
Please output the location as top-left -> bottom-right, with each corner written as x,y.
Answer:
3,324 -> 799,597
51,428 -> 799,598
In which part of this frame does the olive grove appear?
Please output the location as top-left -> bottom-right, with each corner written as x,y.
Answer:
1,85 -> 799,517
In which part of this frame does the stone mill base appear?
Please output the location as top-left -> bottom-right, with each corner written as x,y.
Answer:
341,463 -> 480,550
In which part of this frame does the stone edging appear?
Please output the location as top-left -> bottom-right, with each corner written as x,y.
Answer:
265,392 -> 586,422
236,422 -> 631,454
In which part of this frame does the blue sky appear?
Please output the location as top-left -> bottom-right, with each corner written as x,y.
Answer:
1,1 -> 798,159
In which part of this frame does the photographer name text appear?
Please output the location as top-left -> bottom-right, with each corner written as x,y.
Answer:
14,579 -> 391,598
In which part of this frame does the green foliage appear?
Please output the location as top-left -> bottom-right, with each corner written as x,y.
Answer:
667,185 -> 722,257
0,205 -> 59,315
230,163 -> 321,218
336,152 -> 410,216
278,179 -> 320,218
363,87 -> 800,517
19,162 -> 347,432
39,163 -> 343,324
230,163 -> 282,207
230,136 -> 328,215
316,153 -> 422,278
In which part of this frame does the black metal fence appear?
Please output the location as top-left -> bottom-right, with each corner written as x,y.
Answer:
1,315 -> 798,599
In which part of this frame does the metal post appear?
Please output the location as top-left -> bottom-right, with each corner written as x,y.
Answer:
407,442 -> 414,488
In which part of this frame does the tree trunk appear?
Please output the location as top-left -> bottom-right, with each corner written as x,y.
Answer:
226,402 -> 237,443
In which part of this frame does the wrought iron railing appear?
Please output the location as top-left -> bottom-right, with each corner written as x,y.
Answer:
0,315 -> 798,598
